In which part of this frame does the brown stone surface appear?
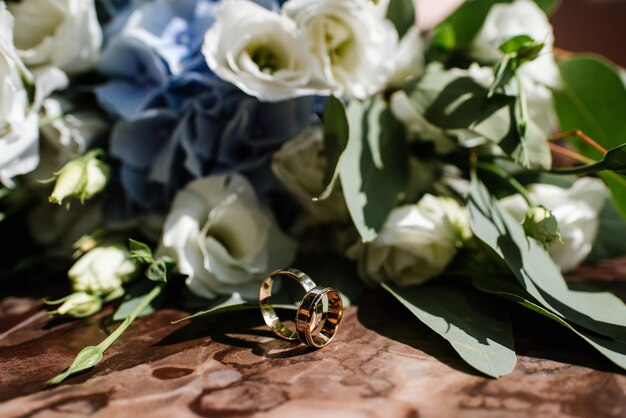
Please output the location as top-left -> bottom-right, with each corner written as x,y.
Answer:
1,261 -> 626,418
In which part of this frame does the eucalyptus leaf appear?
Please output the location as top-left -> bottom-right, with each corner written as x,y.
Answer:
405,69 -> 550,169
385,0 -> 415,39
382,282 -> 516,378
319,96 -> 349,200
554,56 -> 626,218
468,177 -> 626,341
113,280 -> 164,321
339,96 -> 409,242
472,274 -> 626,371
588,199 -> 626,262
604,144 -> 626,173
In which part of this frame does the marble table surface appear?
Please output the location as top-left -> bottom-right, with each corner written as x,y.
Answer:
1,259 -> 626,418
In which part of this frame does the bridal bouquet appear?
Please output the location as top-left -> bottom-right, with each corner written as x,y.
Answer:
3,0 -> 626,383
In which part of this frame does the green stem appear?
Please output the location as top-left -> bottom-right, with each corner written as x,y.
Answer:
98,284 -> 162,351
47,284 -> 163,385
476,161 -> 535,206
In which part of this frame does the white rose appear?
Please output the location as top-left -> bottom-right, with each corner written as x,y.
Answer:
69,246 -> 137,296
348,194 -> 466,286
471,0 -> 558,85
160,174 -> 297,299
27,96 -> 107,182
0,4 -> 37,187
272,127 -> 349,223
500,178 -> 608,272
284,0 -> 399,99
202,0 -> 322,102
8,0 -> 102,74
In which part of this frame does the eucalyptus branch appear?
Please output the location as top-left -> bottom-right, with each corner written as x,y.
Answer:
47,284 -> 164,386
549,161 -> 606,175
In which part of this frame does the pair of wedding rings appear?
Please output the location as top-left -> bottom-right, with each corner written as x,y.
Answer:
259,268 -> 343,348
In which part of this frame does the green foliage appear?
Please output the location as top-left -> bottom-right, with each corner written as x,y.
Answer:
434,0 -> 559,51
588,199 -> 626,262
382,282 -> 516,377
468,176 -> 626,370
49,284 -> 164,385
128,238 -> 173,282
338,96 -> 409,242
319,96 -> 349,200
472,274 -> 626,371
385,0 -> 415,38
404,68 -> 550,169
554,56 -> 626,218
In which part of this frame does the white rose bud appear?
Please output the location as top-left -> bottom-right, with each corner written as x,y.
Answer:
202,0 -> 323,102
8,0 -> 102,74
49,150 -> 110,205
522,205 -> 560,247
348,194 -> 466,287
159,174 -> 297,299
49,292 -> 102,318
69,246 -> 137,296
284,0 -> 399,99
500,178 -> 608,272
272,127 -> 349,223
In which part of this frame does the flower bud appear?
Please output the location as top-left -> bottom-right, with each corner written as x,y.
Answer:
69,246 -> 137,296
522,205 -> 560,247
50,292 -> 102,318
49,150 -> 109,205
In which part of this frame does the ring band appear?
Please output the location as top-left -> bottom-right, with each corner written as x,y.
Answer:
295,286 -> 343,348
259,269 -> 317,341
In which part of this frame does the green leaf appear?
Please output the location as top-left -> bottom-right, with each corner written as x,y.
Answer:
339,96 -> 409,242
382,282 -> 516,378
604,143 -> 626,173
406,69 -> 550,169
128,238 -> 154,264
472,274 -> 626,372
319,96 -> 349,200
468,176 -> 626,341
385,0 -> 415,39
435,0 -> 558,50
171,293 -> 258,324
554,56 -> 626,217
588,198 -> 626,262
113,280 -> 164,321
430,23 -> 456,53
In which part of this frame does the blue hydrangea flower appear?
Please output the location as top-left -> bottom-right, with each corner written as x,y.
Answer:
97,0 -> 313,217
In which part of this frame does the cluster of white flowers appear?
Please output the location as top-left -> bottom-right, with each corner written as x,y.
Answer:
202,0 -> 422,102
0,0 -> 102,188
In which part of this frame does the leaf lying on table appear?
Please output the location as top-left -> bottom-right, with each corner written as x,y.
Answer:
468,176 -> 626,370
382,282 -> 516,378
472,274 -> 626,371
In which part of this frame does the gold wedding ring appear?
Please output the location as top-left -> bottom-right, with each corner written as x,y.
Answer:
259,268 -> 317,341
295,286 -> 343,348
259,269 -> 343,348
